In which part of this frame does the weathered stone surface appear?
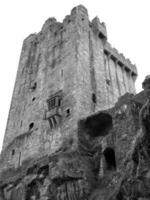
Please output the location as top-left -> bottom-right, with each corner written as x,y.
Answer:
1,88 -> 149,200
0,4 -> 145,200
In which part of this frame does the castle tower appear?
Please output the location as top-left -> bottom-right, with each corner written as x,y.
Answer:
1,5 -> 137,172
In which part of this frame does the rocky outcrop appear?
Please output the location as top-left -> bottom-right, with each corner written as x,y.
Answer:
0,75 -> 150,200
111,76 -> 150,200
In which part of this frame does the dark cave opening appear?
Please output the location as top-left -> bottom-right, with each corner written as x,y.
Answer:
84,112 -> 113,137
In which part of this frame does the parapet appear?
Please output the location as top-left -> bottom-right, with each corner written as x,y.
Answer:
104,42 -> 137,76
91,17 -> 107,39
41,17 -> 57,32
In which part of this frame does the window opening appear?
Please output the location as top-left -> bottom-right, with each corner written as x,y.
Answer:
32,97 -> 36,102
29,122 -> 34,130
92,93 -> 97,104
12,149 -> 15,156
99,32 -> 105,40
106,79 -> 111,86
47,96 -> 61,110
18,152 -> 21,167
66,109 -> 70,117
104,147 -> 116,171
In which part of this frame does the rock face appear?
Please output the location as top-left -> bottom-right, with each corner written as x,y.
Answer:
1,4 -> 148,200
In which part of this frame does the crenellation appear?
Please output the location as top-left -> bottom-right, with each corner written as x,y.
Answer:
71,4 -> 89,18
104,42 -> 137,75
41,17 -> 57,32
91,17 -> 107,40
23,34 -> 38,45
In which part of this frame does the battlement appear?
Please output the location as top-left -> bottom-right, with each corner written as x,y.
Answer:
91,17 -> 107,39
24,4 -> 137,79
104,42 -> 137,76
71,4 -> 88,17
24,5 -> 107,44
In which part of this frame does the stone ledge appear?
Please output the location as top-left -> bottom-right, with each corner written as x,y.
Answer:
0,154 -> 50,186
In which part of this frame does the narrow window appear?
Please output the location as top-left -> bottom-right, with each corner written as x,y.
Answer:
106,79 -> 111,86
92,93 -> 97,104
66,109 -> 70,117
29,122 -> 34,130
58,98 -> 61,107
18,152 -> 21,167
32,97 -> 36,102
12,149 -> 15,156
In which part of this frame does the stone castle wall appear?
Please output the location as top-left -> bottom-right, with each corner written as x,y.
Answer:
1,5 -> 137,173
3,5 -> 150,200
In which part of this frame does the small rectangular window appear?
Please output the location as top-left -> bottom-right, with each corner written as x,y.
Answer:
47,96 -> 61,110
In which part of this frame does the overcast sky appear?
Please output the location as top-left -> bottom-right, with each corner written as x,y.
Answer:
0,0 -> 149,151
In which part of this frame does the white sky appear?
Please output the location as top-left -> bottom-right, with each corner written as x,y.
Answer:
0,0 -> 149,151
